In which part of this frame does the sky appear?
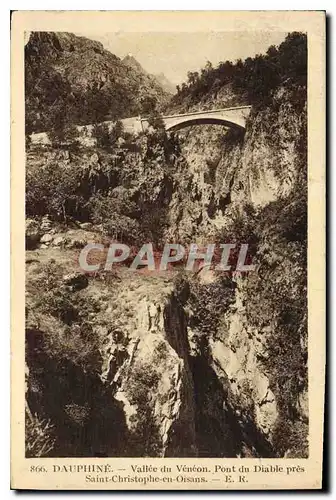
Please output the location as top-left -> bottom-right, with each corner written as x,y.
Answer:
76,31 -> 288,86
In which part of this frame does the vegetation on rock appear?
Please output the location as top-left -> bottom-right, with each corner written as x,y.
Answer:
25,31 -> 308,458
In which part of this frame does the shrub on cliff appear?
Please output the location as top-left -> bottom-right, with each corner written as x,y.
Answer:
92,121 -> 125,150
127,364 -> 162,456
243,179 -> 307,456
25,410 -> 56,458
172,32 -> 307,108
189,275 -> 236,347
26,132 -> 173,244
147,112 -> 166,132
101,214 -> 142,244
30,262 -> 102,372
47,120 -> 79,149
26,162 -> 86,220
92,123 -> 111,149
25,134 -> 32,151
87,191 -> 143,244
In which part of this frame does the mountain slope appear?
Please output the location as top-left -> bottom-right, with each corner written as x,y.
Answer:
122,55 -> 175,94
25,32 -> 171,133
153,73 -> 176,94
122,53 -> 146,73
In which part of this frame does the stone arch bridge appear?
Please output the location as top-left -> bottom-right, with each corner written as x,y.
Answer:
133,105 -> 252,133
30,105 -> 252,146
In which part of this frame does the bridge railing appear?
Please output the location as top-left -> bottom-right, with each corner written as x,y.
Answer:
141,105 -> 252,122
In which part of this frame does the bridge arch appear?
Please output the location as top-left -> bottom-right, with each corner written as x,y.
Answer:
165,116 -> 246,132
140,106 -> 251,134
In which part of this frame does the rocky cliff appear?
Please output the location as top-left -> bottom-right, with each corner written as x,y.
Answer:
25,32 -> 170,133
25,32 -> 308,458
163,82 -> 308,457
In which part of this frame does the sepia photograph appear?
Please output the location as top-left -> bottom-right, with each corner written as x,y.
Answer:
11,10 -> 325,490
24,26 -> 309,459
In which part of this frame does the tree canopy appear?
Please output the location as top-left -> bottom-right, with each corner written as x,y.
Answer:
172,32 -> 307,107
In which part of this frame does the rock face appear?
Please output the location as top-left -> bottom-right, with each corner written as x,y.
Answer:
112,293 -> 196,457
210,277 -> 278,439
25,34 -> 308,458
25,88 -> 308,456
25,32 -> 170,133
26,258 -> 197,457
224,89 -> 306,208
25,89 -> 308,457
92,276 -> 197,457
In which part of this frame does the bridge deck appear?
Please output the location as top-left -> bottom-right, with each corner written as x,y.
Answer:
30,105 -> 252,145
141,105 -> 252,122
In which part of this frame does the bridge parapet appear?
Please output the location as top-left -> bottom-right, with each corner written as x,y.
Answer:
29,105 -> 252,145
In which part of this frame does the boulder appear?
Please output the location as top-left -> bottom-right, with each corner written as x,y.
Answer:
79,222 -> 93,230
40,233 -> 54,244
40,215 -> 52,232
53,236 -> 66,247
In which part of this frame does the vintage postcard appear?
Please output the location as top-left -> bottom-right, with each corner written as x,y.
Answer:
11,10 -> 325,490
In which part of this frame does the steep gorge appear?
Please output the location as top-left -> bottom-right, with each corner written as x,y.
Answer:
25,32 -> 308,459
